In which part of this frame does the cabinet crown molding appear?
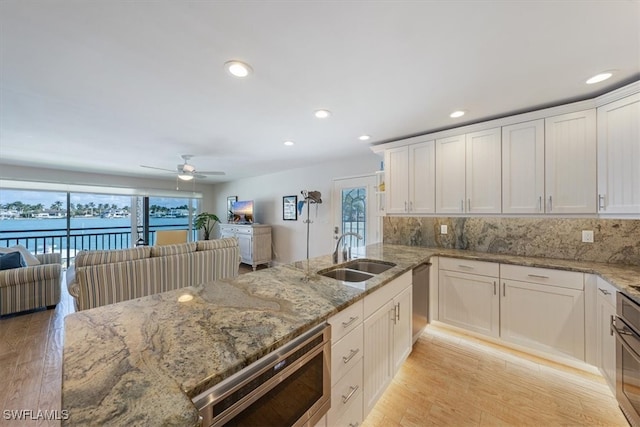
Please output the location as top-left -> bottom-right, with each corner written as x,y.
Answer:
371,80 -> 640,153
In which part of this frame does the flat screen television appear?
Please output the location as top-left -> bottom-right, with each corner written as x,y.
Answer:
232,200 -> 254,224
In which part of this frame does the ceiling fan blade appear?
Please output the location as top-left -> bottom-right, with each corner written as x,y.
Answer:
197,171 -> 226,176
141,165 -> 176,173
194,174 -> 208,179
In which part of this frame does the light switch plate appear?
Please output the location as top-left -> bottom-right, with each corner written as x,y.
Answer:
440,224 -> 448,235
582,230 -> 594,243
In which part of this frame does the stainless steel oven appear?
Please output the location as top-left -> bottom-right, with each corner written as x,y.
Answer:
613,292 -> 640,427
193,323 -> 331,427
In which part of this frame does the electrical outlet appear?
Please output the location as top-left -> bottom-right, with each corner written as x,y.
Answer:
582,230 -> 594,243
440,224 -> 448,235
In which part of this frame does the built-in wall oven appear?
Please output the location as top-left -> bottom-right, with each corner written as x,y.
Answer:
193,323 -> 331,427
613,292 -> 640,427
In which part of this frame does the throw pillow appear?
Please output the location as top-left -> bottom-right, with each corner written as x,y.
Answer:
0,251 -> 26,271
0,244 -> 41,266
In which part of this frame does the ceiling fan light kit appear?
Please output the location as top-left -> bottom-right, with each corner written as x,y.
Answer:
140,154 -> 225,182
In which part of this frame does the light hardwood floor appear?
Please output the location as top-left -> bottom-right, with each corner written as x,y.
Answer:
0,272 -> 629,427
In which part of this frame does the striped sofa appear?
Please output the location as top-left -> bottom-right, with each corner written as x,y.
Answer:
67,238 -> 240,311
0,253 -> 62,316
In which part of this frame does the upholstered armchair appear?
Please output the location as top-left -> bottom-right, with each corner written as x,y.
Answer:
0,253 -> 62,316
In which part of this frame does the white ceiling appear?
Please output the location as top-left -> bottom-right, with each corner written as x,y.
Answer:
1,0 -> 638,183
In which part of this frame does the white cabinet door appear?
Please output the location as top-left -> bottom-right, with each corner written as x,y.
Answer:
363,299 -> 394,416
545,109 -> 597,214
237,234 -> 252,264
436,134 -> 466,214
500,279 -> 585,360
596,278 -> 617,392
466,128 -> 502,213
409,141 -> 436,214
438,270 -> 500,337
502,120 -> 545,213
392,285 -> 413,374
597,93 -> 640,214
384,146 -> 410,214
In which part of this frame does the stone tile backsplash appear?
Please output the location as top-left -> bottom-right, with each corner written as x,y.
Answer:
383,217 -> 640,266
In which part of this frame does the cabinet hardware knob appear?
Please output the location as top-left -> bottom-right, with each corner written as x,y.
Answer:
342,385 -> 359,404
548,195 -> 553,212
493,281 -> 496,295
503,283 -> 506,297
610,315 -> 615,336
598,194 -> 606,211
527,274 -> 549,279
341,316 -> 359,328
539,196 -> 543,212
598,288 -> 611,296
342,348 -> 360,364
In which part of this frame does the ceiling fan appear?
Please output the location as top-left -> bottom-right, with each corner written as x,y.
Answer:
141,154 -> 225,181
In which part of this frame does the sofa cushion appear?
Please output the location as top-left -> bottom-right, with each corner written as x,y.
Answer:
196,238 -> 238,251
0,252 -> 26,271
75,246 -> 151,267
150,242 -> 196,257
0,244 -> 41,266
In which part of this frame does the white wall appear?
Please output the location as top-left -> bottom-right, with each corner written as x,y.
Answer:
210,154 -> 381,264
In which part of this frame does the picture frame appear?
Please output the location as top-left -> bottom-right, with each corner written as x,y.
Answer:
283,195 -> 297,221
227,196 -> 237,222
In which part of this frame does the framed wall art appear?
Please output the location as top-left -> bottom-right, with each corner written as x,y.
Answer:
283,195 -> 297,221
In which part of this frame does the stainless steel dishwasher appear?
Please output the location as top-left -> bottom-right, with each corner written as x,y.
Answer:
412,262 -> 431,343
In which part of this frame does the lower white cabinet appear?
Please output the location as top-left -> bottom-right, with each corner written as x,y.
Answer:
363,271 -> 412,417
438,258 -> 586,361
438,258 -> 500,337
219,224 -> 271,270
596,277 -> 617,392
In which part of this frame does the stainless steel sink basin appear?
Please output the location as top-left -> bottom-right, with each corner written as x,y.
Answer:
343,259 -> 396,274
319,268 -> 374,282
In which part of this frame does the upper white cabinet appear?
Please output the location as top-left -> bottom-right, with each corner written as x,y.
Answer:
435,128 -> 501,214
545,109 -> 597,214
435,135 -> 466,214
502,120 -> 545,213
597,93 -> 640,214
384,141 -> 435,214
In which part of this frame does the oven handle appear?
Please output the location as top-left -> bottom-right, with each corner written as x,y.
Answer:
612,317 -> 640,364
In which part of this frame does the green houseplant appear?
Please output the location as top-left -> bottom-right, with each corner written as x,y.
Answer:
194,212 -> 220,240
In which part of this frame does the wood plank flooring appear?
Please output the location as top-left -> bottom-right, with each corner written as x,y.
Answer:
363,326 -> 628,427
0,270 -> 629,426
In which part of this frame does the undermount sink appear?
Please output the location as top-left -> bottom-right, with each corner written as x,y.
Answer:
343,259 -> 396,274
318,259 -> 396,283
319,268 -> 374,282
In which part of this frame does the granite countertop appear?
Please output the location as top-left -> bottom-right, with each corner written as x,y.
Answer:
61,243 -> 640,426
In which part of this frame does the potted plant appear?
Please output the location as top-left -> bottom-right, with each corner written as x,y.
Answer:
194,212 -> 220,240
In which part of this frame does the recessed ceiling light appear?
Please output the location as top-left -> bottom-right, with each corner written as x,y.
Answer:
284,140 -> 295,146
225,60 -> 252,78
314,109 -> 331,119
358,135 -> 371,141
450,110 -> 465,118
586,72 -> 613,85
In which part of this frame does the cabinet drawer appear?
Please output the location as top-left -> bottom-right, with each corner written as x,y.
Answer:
500,264 -> 583,290
328,391 -> 362,427
596,277 -> 617,306
331,324 -> 363,386
439,257 -> 499,277
328,300 -> 363,342
328,358 -> 363,424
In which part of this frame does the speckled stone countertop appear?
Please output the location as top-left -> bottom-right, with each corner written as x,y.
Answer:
62,243 -> 640,426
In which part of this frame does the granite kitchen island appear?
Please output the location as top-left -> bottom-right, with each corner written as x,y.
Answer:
62,243 -> 640,426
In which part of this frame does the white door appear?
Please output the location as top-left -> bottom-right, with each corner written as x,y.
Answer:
500,279 -> 585,359
392,285 -> 413,374
384,147 -> 409,214
332,175 -> 380,257
502,120 -> 545,213
363,299 -> 394,416
466,128 -> 502,213
545,109 -> 597,214
409,141 -> 436,214
436,134 -> 466,213
597,93 -> 640,214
